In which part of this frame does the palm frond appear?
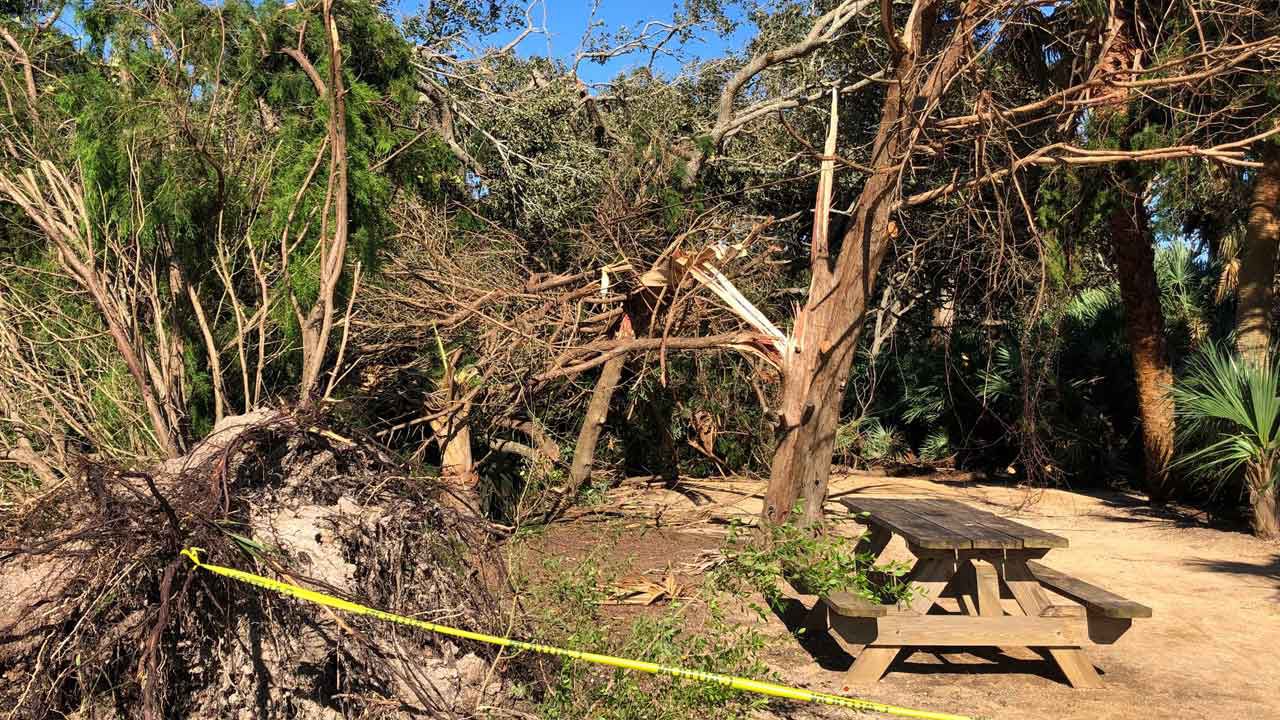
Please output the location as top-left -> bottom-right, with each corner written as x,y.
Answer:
1172,342 -> 1280,491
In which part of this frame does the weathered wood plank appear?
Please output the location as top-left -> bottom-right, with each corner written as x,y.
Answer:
825,591 -> 889,618
1041,605 -> 1086,619
839,498 -> 974,549
1048,648 -> 1103,688
902,556 -> 959,614
1005,559 -> 1053,615
831,614 -> 1091,647
907,499 -> 1025,549
1027,561 -> 1153,619
973,559 -> 1003,617
957,506 -> 1069,549
839,497 -> 1069,549
843,646 -> 900,687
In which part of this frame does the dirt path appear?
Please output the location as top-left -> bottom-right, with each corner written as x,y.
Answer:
581,473 -> 1279,720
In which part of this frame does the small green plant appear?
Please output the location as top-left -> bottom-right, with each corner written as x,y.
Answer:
919,428 -> 953,463
520,548 -> 770,719
1172,343 -> 1280,538
715,513 -> 915,614
833,416 -> 909,465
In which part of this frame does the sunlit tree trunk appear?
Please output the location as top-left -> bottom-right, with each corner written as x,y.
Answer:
431,412 -> 480,515
1110,176 -> 1177,502
1235,143 -> 1280,365
763,0 -> 980,527
1247,463 -> 1279,540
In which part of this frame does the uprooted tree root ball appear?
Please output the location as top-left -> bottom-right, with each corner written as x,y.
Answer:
0,409 -> 547,719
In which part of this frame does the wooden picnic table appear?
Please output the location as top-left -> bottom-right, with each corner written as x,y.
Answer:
810,497 -> 1151,689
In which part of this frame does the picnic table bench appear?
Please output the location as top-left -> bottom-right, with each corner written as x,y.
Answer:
808,497 -> 1150,688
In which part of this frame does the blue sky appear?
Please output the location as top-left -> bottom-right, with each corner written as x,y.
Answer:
391,0 -> 755,83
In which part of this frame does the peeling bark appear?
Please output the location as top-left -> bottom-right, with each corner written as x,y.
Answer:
431,412 -> 480,516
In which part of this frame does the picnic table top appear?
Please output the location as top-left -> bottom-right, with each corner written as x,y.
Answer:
838,496 -> 1069,551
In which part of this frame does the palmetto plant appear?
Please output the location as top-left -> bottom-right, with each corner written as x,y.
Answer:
1154,240 -> 1216,348
918,429 -> 953,464
1171,344 -> 1280,539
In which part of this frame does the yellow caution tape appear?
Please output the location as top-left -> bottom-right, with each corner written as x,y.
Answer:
180,547 -> 973,720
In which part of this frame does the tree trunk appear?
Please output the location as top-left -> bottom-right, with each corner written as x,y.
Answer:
1110,179 -> 1177,502
430,345 -> 480,516
430,412 -> 480,516
763,0 -> 979,526
1248,465 -> 1279,540
1235,143 -> 1280,365
568,351 -> 627,497
1252,488 -> 1279,540
296,2 -> 350,400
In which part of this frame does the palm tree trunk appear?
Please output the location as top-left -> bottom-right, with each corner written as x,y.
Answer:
1110,178 -> 1177,502
1235,143 -> 1280,365
1248,465 -> 1279,540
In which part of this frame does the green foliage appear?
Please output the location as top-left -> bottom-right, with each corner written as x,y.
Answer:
1172,343 -> 1280,496
715,515 -> 915,612
919,429 -> 953,463
833,416 -> 909,466
524,553 -> 769,720
3,0 -> 455,454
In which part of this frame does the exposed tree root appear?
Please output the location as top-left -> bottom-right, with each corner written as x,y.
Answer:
0,408 -> 536,719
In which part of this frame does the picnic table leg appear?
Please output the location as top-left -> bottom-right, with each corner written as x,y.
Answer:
1004,558 -> 1104,689
973,560 -> 1002,617
952,559 -> 979,615
842,555 -> 957,687
804,598 -> 829,636
843,646 -> 901,688
859,524 -> 893,557
972,557 -> 1033,659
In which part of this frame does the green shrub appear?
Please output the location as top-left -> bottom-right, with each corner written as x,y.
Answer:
1172,343 -> 1280,536
834,416 -> 909,466
715,516 -> 915,612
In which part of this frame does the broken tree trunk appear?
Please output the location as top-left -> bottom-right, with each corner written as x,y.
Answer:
1236,143 -> 1280,365
763,0 -> 979,527
567,316 -> 634,498
431,411 -> 480,516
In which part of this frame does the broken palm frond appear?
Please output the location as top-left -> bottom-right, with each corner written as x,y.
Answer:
605,572 -> 685,605
1214,225 -> 1241,303
676,549 -> 727,575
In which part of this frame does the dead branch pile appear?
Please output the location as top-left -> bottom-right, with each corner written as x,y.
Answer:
352,185 -> 788,517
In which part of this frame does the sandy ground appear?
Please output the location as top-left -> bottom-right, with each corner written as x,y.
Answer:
546,472 -> 1280,720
